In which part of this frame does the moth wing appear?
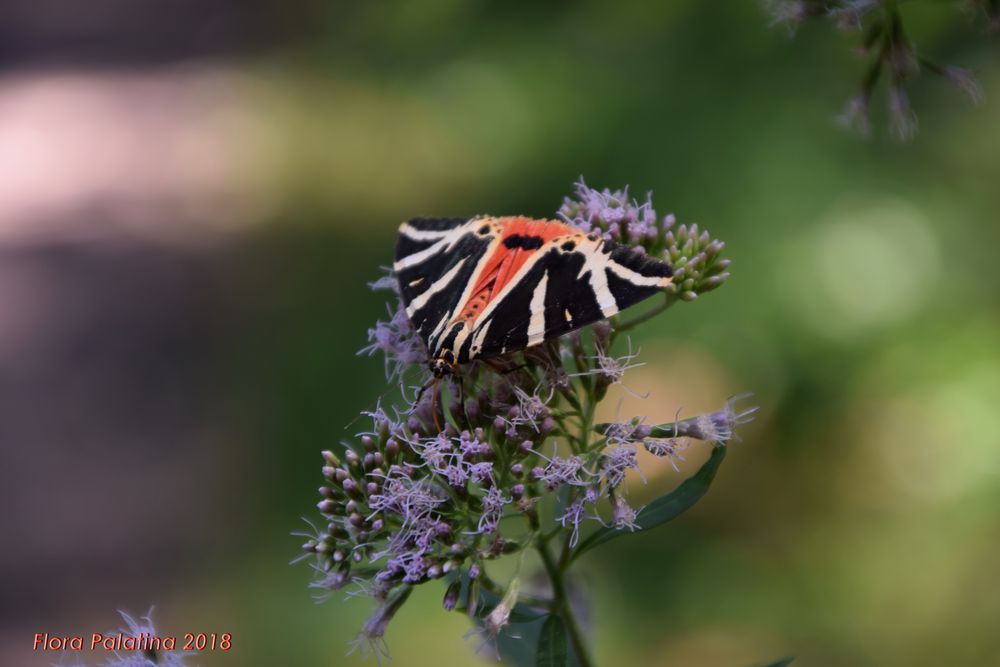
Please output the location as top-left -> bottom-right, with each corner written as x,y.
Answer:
393,217 -> 497,354
464,238 -> 672,360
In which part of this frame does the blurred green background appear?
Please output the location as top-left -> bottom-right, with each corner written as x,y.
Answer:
2,1 -> 998,666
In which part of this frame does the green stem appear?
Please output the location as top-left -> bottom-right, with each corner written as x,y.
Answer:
536,537 -> 595,667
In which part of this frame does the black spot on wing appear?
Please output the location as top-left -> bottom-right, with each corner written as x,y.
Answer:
503,234 -> 545,250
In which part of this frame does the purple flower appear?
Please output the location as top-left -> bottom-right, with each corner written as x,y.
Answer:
359,301 -> 428,381
534,454 -> 590,490
558,178 -> 663,246
572,338 -> 645,386
604,419 -> 652,446
643,438 -> 688,472
612,495 -> 640,531
559,498 -> 589,547
477,486 -> 511,533
504,386 -> 552,432
681,395 -> 759,444
468,462 -> 494,484
601,444 -> 640,489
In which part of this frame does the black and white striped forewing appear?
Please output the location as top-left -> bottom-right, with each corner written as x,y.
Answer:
393,216 -> 496,356
460,238 -> 672,361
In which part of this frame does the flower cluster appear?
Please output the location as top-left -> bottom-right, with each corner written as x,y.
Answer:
764,0 -> 994,139
559,179 -> 730,304
300,181 -> 752,664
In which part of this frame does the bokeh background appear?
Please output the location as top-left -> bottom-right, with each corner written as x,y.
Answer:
2,2 -> 998,666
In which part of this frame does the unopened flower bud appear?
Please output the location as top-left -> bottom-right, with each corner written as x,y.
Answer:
442,580 -> 461,611
321,450 -> 341,466
385,438 -> 399,462
317,499 -> 337,514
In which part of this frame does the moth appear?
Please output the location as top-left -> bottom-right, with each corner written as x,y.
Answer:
394,216 -> 673,377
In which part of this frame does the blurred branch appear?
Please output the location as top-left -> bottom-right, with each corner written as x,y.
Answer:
764,0 -> 997,139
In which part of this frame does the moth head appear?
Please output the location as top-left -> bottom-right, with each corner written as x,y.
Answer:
429,357 -> 456,378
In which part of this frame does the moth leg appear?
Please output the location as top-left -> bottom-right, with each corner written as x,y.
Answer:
481,357 -> 528,376
429,378 -> 443,433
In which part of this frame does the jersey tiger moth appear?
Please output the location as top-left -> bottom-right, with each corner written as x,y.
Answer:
394,215 -> 673,377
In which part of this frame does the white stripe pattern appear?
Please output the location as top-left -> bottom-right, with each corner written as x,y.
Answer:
406,258 -> 467,317
526,271 -> 549,347
398,223 -> 457,241
607,260 -> 672,287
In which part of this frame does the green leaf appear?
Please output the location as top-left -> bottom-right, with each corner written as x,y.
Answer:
535,614 -> 568,667
570,445 -> 727,562
759,658 -> 794,667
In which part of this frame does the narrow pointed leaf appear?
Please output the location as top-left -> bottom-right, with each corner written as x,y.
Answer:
535,614 -> 568,667
570,445 -> 727,562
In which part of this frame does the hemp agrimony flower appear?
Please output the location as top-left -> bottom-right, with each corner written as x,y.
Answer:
299,180 -> 753,666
